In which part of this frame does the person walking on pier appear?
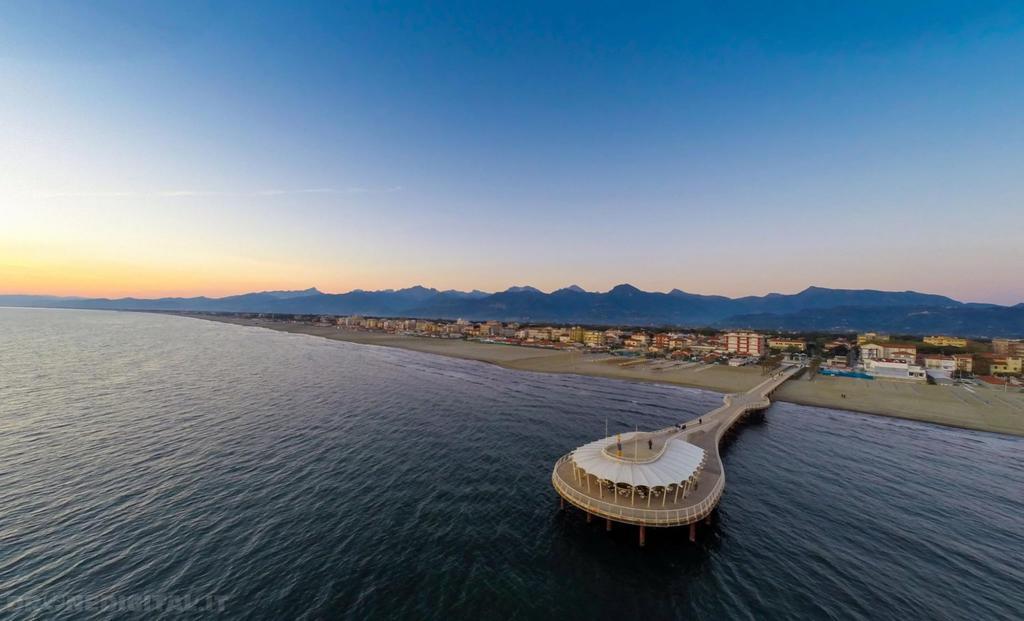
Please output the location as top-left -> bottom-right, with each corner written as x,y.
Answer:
648,439 -> 653,451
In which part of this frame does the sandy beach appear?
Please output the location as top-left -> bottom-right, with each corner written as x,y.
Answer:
185,314 -> 1024,437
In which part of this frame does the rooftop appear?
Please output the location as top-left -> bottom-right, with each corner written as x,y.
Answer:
572,431 -> 707,489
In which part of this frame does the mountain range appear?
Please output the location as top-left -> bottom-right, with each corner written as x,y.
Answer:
3,285 -> 1023,337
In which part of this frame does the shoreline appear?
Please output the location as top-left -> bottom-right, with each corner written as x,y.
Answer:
180,313 -> 1024,438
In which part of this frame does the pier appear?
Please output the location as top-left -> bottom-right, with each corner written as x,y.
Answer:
552,364 -> 803,545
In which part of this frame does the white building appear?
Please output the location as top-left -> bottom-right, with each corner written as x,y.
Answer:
920,356 -> 957,372
863,358 -> 927,382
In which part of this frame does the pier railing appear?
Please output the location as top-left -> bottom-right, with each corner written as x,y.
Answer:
551,454 -> 724,527
550,366 -> 802,529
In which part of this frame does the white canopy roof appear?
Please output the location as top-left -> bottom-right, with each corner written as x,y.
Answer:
571,434 -> 705,488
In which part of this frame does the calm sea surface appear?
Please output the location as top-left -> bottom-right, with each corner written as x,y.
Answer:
1,308 -> 1022,620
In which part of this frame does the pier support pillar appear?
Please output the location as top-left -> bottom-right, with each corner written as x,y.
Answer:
606,518 -> 612,532
639,526 -> 646,547
559,497 -> 564,511
586,512 -> 592,523
689,523 -> 697,543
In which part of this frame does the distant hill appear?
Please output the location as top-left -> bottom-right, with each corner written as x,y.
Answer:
2,285 -> 1022,337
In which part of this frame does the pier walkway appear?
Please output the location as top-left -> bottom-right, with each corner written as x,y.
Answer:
552,365 -> 803,542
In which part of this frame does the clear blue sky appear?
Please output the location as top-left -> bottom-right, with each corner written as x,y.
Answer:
2,1 -> 1022,303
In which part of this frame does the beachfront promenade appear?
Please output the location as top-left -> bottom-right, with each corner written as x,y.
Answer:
552,365 -> 803,545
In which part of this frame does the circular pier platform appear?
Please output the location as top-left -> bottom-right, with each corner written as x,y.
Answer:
552,365 -> 803,544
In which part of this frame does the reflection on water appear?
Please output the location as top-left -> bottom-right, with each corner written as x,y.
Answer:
1,308 -> 1022,619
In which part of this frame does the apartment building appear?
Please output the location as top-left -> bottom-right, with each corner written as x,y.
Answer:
724,332 -> 767,356
993,339 -> 1024,357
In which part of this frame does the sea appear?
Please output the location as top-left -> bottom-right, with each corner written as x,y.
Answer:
1,308 -> 1022,620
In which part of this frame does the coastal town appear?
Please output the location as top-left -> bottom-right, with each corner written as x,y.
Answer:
178,310 -> 1024,438
219,312 -> 1024,389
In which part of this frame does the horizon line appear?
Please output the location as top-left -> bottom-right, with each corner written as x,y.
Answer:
2,283 -> 1019,307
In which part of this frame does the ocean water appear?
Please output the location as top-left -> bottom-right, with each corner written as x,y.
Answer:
1,308 -> 1022,620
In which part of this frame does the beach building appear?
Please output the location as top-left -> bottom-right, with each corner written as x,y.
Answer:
477,320 -> 502,336
569,326 -> 585,343
991,357 -> 1023,376
583,330 -> 606,347
625,332 -> 650,349
971,354 -> 1021,377
859,343 -> 884,360
920,355 -> 957,383
860,342 -> 917,361
920,355 -> 957,372
971,354 -> 1019,376
724,332 -> 767,357
924,335 -> 968,348
825,355 -> 849,369
603,330 -> 624,346
669,336 -> 690,350
863,358 -> 927,381
527,327 -> 553,341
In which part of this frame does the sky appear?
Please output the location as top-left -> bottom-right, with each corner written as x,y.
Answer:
1,1 -> 1022,304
